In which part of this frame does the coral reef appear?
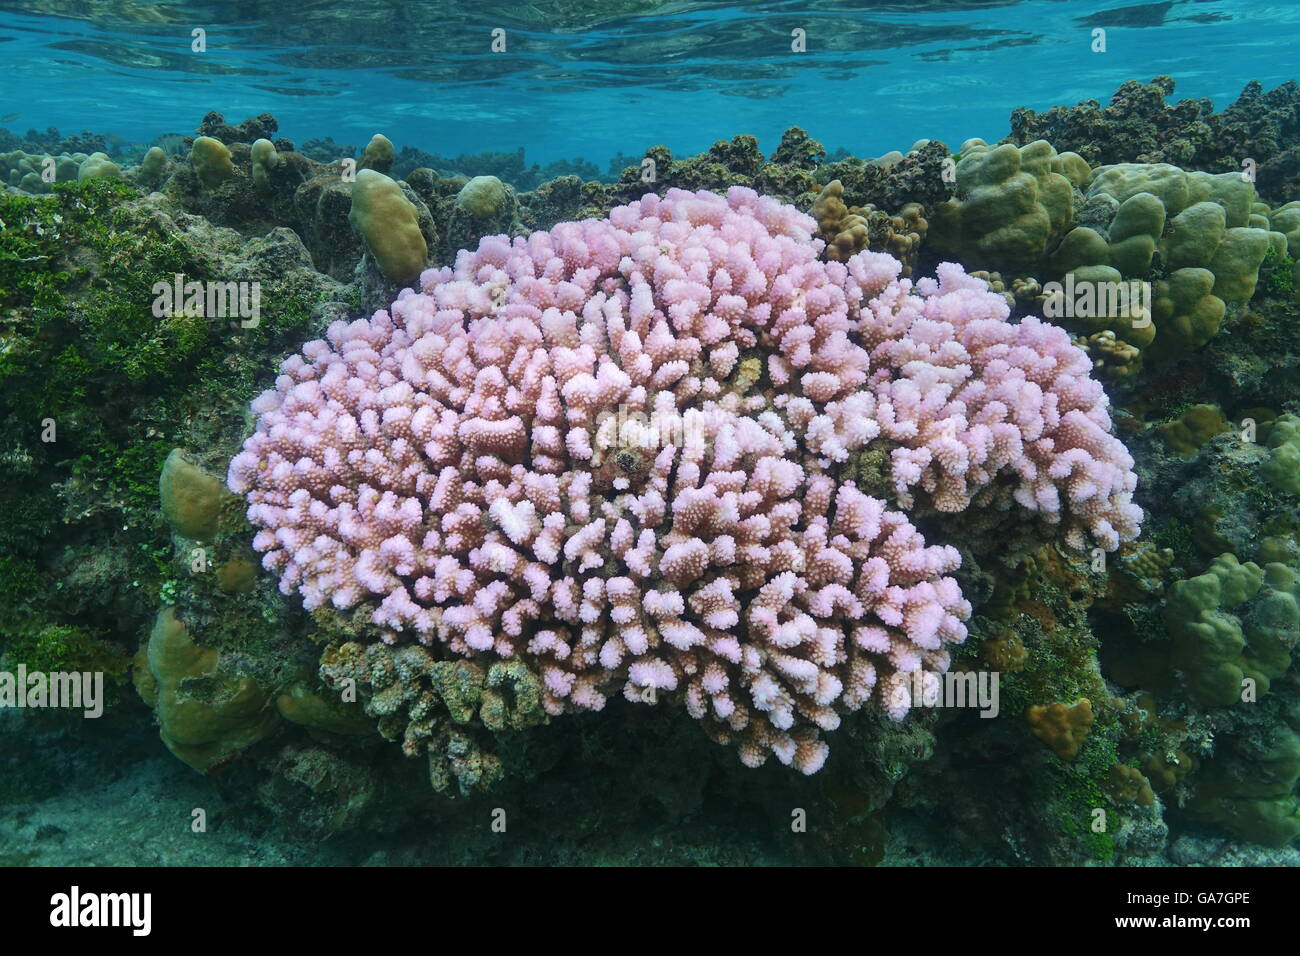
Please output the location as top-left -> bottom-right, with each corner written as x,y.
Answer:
930,136 -> 1289,380
159,448 -> 230,541
227,186 -> 1139,779
190,136 -> 235,190
0,176 -> 348,729
5,83 -> 1300,863
1165,554 -> 1299,707
929,139 -> 1079,275
811,179 -> 927,275
1006,76 -> 1300,204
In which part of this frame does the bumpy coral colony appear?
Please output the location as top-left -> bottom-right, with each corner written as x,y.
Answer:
228,186 -> 1142,773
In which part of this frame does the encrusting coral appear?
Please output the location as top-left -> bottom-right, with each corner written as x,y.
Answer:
134,607 -> 279,772
1026,698 -> 1095,760
1165,554 -> 1300,707
810,179 -> 927,275
159,448 -> 230,542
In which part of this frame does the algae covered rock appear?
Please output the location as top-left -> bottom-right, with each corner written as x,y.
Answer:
255,743 -> 380,842
293,170 -> 364,279
1189,722 -> 1300,847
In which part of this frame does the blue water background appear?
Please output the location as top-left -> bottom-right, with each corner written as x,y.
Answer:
1,0 -> 1297,167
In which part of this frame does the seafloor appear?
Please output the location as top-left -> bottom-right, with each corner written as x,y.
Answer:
3,75 -> 1300,866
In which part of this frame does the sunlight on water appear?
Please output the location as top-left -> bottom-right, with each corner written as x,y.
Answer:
1,0 -> 1296,164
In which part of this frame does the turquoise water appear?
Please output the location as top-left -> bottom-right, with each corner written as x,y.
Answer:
3,0 -> 1298,163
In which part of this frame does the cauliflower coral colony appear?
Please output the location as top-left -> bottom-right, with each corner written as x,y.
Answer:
228,186 -> 1141,775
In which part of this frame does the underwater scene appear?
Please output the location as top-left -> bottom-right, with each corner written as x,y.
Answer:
2,0 -> 1300,874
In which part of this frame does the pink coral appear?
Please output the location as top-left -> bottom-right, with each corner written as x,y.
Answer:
229,186 -> 1139,773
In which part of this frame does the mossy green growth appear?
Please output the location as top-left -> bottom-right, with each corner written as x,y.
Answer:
1056,775 -> 1118,863
2,178 -> 206,388
0,179 -> 193,573
1257,242 -> 1296,299
1149,517 -> 1199,570
0,624 -> 130,686
0,178 -> 335,704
